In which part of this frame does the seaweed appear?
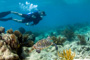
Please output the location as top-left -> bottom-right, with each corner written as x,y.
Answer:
57,49 -> 75,60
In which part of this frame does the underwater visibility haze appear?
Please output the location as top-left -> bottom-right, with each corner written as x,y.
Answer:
0,0 -> 90,60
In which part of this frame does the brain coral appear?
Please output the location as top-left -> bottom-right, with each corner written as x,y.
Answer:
0,40 -> 19,60
1,33 -> 19,50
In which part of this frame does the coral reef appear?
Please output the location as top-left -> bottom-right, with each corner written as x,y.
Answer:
13,30 -> 23,43
0,27 -> 35,60
27,34 -> 35,41
1,33 -> 19,52
1,23 -> 90,60
6,29 -> 13,34
22,40 -> 34,47
77,34 -> 87,45
51,36 -> 66,45
62,27 -> 75,41
23,34 -> 29,42
0,27 -> 5,34
0,39 -> 19,60
22,34 -> 34,47
18,27 -> 26,34
58,49 -> 75,60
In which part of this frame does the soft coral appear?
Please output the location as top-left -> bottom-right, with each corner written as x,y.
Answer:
57,49 -> 75,60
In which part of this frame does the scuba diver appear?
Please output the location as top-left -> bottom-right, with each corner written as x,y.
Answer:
0,10 -> 46,26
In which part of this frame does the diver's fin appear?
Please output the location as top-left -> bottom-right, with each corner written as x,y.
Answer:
0,11 -> 11,18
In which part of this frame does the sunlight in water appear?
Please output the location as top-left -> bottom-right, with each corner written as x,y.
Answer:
19,1 -> 38,12
63,0 -> 87,4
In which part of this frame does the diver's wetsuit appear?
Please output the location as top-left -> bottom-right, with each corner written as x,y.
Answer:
21,11 -> 42,25
0,11 -> 42,25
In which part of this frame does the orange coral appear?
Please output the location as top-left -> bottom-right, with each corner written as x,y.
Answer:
58,49 -> 75,60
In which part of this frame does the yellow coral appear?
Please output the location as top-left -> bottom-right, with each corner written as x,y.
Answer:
58,49 -> 75,60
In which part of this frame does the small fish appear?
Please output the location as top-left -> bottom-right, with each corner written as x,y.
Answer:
29,36 -> 58,53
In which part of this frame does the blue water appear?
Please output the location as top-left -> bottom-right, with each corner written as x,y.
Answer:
0,0 -> 90,32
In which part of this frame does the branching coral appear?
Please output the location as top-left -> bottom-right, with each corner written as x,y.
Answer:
51,36 -> 66,45
58,49 -> 75,60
